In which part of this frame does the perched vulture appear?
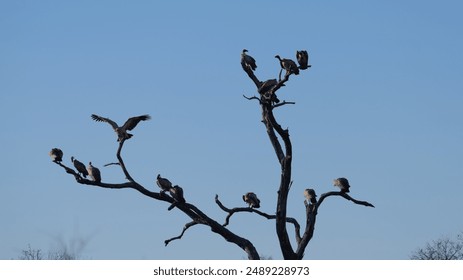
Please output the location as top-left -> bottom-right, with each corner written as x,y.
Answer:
49,148 -> 63,163
296,50 -> 311,70
87,162 -> 101,182
71,156 -> 88,178
156,174 -> 172,193
170,185 -> 185,204
242,192 -> 261,209
333,177 -> 350,193
303,188 -> 317,204
258,79 -> 280,103
258,79 -> 278,95
275,55 -> 300,75
167,185 -> 185,211
241,49 -> 257,71
91,114 -> 151,142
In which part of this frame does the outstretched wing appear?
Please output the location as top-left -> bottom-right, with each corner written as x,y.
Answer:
122,115 -> 151,131
91,114 -> 119,130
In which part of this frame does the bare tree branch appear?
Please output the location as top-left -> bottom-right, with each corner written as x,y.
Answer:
316,191 -> 376,211
214,195 -> 302,244
272,100 -> 296,108
104,162 -> 120,167
165,221 -> 198,246
243,94 -> 261,103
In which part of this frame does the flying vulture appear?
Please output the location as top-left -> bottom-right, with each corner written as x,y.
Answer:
333,177 -> 350,193
71,156 -> 88,178
87,162 -> 101,182
49,148 -> 63,163
91,114 -> 151,142
242,192 -> 261,209
275,55 -> 300,75
156,174 -> 172,193
241,49 -> 257,71
303,188 -> 317,204
296,50 -> 311,70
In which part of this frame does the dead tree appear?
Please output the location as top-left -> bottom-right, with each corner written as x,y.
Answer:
51,49 -> 374,260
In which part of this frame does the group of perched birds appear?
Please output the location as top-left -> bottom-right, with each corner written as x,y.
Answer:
242,177 -> 351,209
49,148 -> 101,182
241,49 -> 310,104
303,177 -> 351,205
241,49 -> 311,76
49,114 -> 152,183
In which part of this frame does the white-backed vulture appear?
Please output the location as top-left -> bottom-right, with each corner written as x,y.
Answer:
91,114 -> 151,142
333,177 -> 351,193
303,188 -> 317,204
49,148 -> 63,163
87,162 -> 101,182
71,156 -> 88,178
170,185 -> 185,204
275,55 -> 300,75
167,185 -> 186,211
156,174 -> 172,193
296,50 -> 311,70
258,79 -> 278,95
242,192 -> 261,209
241,49 -> 257,71
258,79 -> 280,103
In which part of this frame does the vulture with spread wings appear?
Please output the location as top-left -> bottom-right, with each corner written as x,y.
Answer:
91,114 -> 151,142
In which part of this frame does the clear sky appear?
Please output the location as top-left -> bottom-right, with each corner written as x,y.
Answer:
1,0 -> 462,260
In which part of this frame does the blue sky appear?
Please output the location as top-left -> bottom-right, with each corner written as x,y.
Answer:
1,0 -> 462,260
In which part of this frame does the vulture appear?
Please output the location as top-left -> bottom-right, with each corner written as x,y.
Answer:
296,50 -> 311,70
258,79 -> 278,95
87,162 -> 101,182
169,185 -> 185,204
333,177 -> 351,193
303,188 -> 317,204
49,148 -> 63,163
91,114 -> 151,142
258,79 -> 280,103
275,55 -> 300,75
71,156 -> 88,178
167,185 -> 186,211
241,49 -> 257,71
156,174 -> 172,193
242,192 -> 261,209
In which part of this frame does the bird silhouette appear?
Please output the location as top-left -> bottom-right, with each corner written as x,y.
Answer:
71,156 -> 88,178
275,55 -> 300,75
49,148 -> 63,163
296,50 -> 311,70
241,49 -> 257,71
87,162 -> 101,182
303,188 -> 317,204
333,177 -> 351,193
91,114 -> 151,142
243,192 -> 261,208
